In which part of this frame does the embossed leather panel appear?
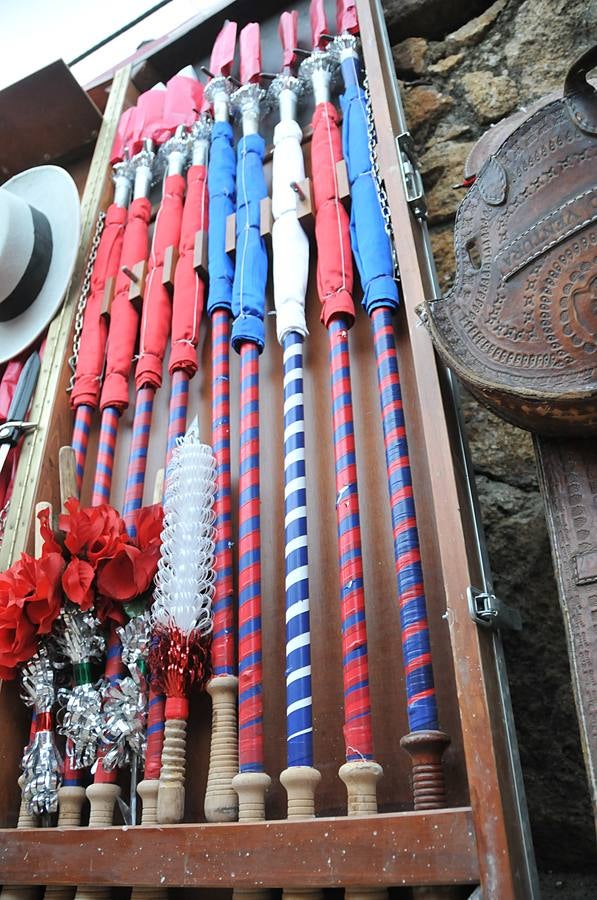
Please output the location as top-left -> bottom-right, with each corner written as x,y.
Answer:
423,46 -> 597,436
535,436 -> 597,806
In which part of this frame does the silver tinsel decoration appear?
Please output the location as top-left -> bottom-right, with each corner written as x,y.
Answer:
118,613 -> 151,686
55,604 -> 105,770
99,676 -> 147,770
20,647 -> 62,815
99,613 -> 152,770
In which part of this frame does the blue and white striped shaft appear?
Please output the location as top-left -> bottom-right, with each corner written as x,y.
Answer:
283,331 -> 313,769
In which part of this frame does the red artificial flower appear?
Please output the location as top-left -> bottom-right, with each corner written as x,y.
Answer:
61,557 -> 95,610
36,505 -> 62,556
96,544 -> 156,603
95,594 -> 128,626
134,504 -> 163,554
59,498 -> 127,566
25,553 -> 65,634
0,551 -> 63,639
0,573 -> 38,679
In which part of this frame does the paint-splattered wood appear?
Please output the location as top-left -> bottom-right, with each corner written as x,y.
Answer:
0,809 -> 477,888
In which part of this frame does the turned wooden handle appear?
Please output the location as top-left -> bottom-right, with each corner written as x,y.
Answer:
157,718 -> 187,824
204,675 -> 239,822
56,786 -> 86,828
16,775 -> 36,828
400,730 -> 450,811
136,778 -> 159,825
86,782 -> 120,827
280,766 -> 320,820
338,760 -> 383,817
231,771 -> 271,824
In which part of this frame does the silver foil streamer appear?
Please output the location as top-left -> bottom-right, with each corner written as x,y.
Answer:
52,604 -> 105,664
118,613 -> 151,685
58,682 -> 103,769
21,731 -> 63,815
20,647 -> 62,815
54,604 -> 106,769
100,615 -> 151,771
99,676 -> 147,771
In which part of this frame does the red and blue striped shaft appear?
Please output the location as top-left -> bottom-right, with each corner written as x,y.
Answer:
328,316 -> 373,762
371,307 -> 438,731
94,624 -> 124,784
282,332 -> 313,768
144,673 -> 165,781
122,386 -> 155,538
72,404 -> 93,494
166,370 -> 189,468
91,406 -> 120,506
237,341 -> 263,772
211,309 -> 235,676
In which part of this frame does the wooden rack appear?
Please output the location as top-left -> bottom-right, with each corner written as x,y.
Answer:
0,2 -> 533,896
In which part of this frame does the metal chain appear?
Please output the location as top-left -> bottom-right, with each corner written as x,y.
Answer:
363,74 -> 399,278
67,210 -> 106,392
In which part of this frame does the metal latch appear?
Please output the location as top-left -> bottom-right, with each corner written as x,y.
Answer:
467,586 -> 522,632
396,132 -> 427,221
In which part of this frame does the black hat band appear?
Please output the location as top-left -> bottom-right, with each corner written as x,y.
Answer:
0,205 -> 53,323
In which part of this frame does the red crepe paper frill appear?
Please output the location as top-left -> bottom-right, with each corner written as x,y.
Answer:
0,508 -> 64,679
149,626 -> 212,714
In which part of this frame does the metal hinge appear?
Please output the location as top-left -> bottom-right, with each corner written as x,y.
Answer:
396,132 -> 427,221
467,586 -> 522,632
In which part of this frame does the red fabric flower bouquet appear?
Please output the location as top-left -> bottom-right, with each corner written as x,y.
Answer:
0,500 -> 163,680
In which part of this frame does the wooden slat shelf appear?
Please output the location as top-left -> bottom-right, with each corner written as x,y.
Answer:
0,809 -> 478,888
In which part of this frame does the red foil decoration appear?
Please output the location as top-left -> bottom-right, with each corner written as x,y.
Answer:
149,626 -> 212,710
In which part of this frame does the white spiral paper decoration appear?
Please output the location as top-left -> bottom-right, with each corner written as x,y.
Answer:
151,420 -> 217,638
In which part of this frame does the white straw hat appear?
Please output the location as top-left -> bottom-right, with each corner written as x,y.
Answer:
0,165 -> 80,363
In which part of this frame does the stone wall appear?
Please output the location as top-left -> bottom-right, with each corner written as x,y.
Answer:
385,0 -> 597,888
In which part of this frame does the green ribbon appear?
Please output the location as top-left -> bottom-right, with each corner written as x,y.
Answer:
73,661 -> 92,685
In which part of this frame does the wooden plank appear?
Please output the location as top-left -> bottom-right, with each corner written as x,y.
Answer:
0,61 -> 102,182
534,436 -> 597,811
356,2 -> 530,897
0,65 -> 132,570
0,809 -> 478,888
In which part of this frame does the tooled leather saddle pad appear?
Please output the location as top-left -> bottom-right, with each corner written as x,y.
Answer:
421,45 -> 597,438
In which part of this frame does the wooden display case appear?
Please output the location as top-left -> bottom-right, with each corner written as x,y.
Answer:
0,1 -> 536,896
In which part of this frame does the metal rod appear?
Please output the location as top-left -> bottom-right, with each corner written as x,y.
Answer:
68,0 -> 175,66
